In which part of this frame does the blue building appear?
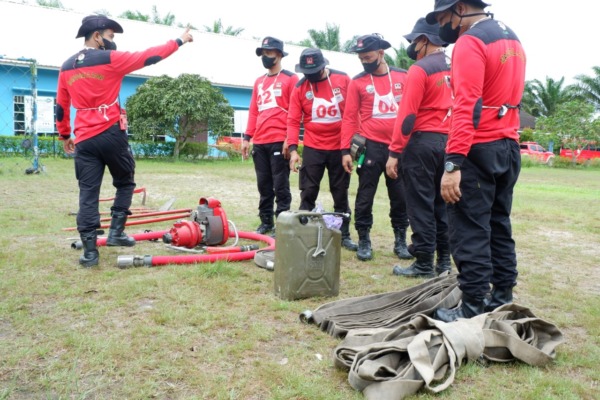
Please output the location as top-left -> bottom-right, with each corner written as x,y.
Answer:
0,1 -> 360,147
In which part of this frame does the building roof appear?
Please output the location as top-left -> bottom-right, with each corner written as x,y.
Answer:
0,1 -> 364,89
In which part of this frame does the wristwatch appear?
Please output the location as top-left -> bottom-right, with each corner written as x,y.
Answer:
444,161 -> 461,173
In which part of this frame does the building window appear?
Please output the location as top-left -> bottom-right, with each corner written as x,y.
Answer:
13,95 -> 57,136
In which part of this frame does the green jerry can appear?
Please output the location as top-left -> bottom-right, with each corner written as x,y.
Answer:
274,211 -> 341,301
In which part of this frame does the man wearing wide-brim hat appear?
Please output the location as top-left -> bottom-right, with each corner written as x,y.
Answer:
287,48 -> 358,251
386,17 -> 453,280
56,15 -> 193,268
425,0 -> 527,322
339,33 -> 412,262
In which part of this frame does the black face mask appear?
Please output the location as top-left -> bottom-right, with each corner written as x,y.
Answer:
305,71 -> 323,83
261,55 -> 276,69
438,21 -> 461,44
407,41 -> 428,61
439,11 -> 489,44
100,37 -> 117,51
362,59 -> 380,74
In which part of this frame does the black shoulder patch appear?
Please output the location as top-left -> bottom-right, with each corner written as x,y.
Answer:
353,71 -> 369,80
328,68 -> 348,77
296,77 -> 306,87
466,19 -> 521,45
415,52 -> 451,76
389,66 -> 408,74
60,49 -> 112,71
281,69 -> 296,77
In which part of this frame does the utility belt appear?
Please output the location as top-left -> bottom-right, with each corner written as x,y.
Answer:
482,103 -> 520,119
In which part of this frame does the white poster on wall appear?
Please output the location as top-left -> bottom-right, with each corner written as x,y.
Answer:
24,95 -> 55,134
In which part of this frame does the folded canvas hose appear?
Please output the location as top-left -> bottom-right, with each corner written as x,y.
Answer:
300,273 -> 564,400
300,274 -> 462,338
331,303 -> 563,399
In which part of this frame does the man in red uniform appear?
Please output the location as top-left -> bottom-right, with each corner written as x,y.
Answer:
56,15 -> 193,267
426,0 -> 526,321
288,48 -> 358,251
242,37 -> 299,235
341,34 -> 412,262
386,18 -> 452,278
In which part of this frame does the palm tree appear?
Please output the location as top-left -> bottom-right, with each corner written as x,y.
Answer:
36,0 -> 63,8
120,6 -> 175,26
151,6 -> 175,26
119,10 -> 149,22
571,66 -> 600,112
299,23 -> 342,51
521,77 -> 575,118
203,19 -> 244,36
384,43 -> 414,70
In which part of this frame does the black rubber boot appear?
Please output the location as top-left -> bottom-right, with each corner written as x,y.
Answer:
356,228 -> 372,261
433,293 -> 485,322
79,232 -> 99,268
106,211 -> 136,247
484,286 -> 513,312
256,214 -> 275,235
392,251 -> 435,278
393,227 -> 413,260
341,217 -> 358,251
435,244 -> 452,276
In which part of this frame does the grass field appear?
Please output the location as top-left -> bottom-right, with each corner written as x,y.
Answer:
0,156 -> 599,400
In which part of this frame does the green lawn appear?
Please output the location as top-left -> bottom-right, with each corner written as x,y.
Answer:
0,157 -> 598,399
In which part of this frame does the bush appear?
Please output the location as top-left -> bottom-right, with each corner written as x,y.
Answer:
178,142 -> 209,160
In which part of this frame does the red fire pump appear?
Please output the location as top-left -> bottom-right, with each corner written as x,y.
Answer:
162,197 -> 229,248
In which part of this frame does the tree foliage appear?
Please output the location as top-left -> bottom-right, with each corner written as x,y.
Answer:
521,77 -> 574,118
384,43 -> 415,70
535,100 -> 600,152
571,66 -> 600,112
125,74 -> 234,158
300,23 -> 343,51
119,5 -> 175,26
36,0 -> 63,8
203,19 -> 244,36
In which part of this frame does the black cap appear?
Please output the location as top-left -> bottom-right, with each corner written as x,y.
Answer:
426,0 -> 491,24
349,34 -> 391,53
295,48 -> 329,74
404,17 -> 448,46
76,15 -> 123,39
255,36 -> 288,57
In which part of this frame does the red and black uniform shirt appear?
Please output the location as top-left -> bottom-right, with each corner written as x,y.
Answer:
341,67 -> 408,153
389,51 -> 452,157
245,70 -> 299,145
56,40 -> 181,144
287,69 -> 350,151
447,18 -> 526,165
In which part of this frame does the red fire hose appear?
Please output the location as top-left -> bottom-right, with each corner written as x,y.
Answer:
116,230 -> 275,268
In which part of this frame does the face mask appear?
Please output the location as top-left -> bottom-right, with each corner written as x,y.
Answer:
261,55 -> 276,69
100,37 -> 117,51
305,71 -> 323,83
439,21 -> 460,44
362,58 -> 380,74
438,10 -> 488,44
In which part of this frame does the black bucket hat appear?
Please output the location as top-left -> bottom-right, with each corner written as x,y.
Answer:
404,17 -> 448,46
295,48 -> 329,74
76,15 -> 123,39
426,0 -> 491,24
255,36 -> 288,57
349,34 -> 391,53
